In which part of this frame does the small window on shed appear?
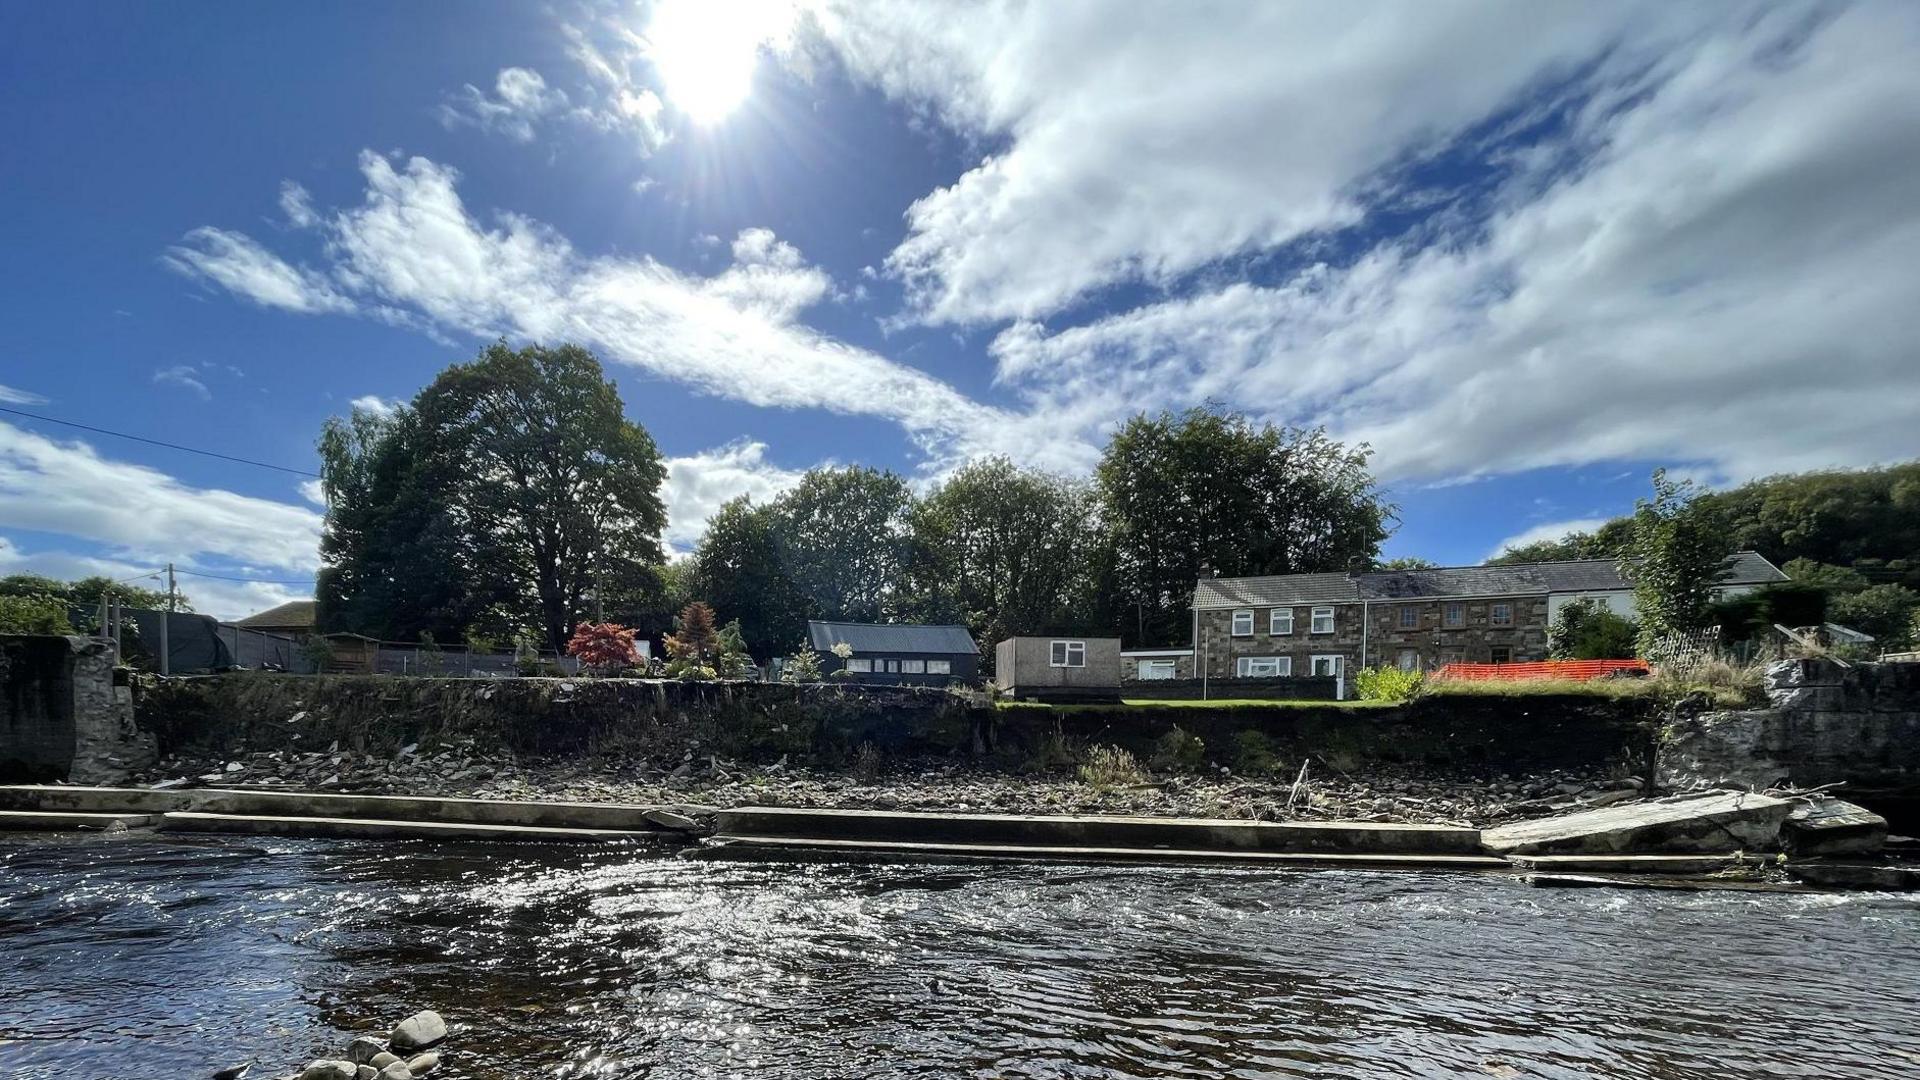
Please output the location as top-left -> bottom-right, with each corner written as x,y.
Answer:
1231,610 -> 1254,636
846,658 -> 872,673
926,660 -> 952,675
1050,640 -> 1086,667
900,659 -> 926,674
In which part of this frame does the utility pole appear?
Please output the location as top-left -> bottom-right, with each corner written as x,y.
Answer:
158,562 -> 174,676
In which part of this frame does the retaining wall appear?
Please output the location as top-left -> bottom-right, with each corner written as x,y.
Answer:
2,634 -> 154,783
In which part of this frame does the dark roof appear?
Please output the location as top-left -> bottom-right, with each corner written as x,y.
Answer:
235,600 -> 316,628
1193,551 -> 1787,608
807,620 -> 977,655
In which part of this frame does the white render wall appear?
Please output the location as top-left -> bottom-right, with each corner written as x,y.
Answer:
1546,584 -> 1764,623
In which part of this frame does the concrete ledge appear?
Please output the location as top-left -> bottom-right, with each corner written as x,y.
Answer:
1504,853 -> 1749,874
0,785 -> 195,814
706,834 -> 1509,869
0,809 -> 160,830
714,806 -> 1481,854
0,785 -> 687,834
1482,791 -> 1791,855
158,811 -> 662,843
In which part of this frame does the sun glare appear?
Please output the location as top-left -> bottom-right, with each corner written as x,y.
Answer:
646,0 -> 797,125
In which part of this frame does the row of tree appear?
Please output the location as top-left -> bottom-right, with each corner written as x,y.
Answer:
313,342 -> 1398,662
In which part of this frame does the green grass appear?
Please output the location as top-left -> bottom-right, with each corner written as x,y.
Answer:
995,697 -> 1388,712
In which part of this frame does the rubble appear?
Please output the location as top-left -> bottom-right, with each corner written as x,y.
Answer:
1482,790 -> 1792,856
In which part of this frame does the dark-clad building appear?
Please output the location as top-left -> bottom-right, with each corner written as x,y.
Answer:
808,620 -> 979,686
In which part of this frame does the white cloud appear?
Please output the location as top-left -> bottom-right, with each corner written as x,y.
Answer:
440,67 -> 570,142
0,383 -> 47,405
152,364 -> 211,400
163,227 -> 352,314
178,151 -> 1024,469
349,394 -> 401,417
660,439 -> 807,550
1486,518 -> 1613,561
0,421 -> 322,617
0,537 -> 304,623
801,3 -> 1713,325
279,181 -> 319,228
298,479 -> 327,506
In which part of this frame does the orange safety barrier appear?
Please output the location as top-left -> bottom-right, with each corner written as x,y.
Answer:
1431,659 -> 1649,682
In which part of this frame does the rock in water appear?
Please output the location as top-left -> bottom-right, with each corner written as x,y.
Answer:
389,1010 -> 448,1052
404,1053 -> 439,1076
356,1068 -> 376,1080
368,1053 -> 399,1070
299,1062 -> 357,1080
211,1064 -> 252,1080
375,1063 -> 413,1080
346,1037 -> 386,1066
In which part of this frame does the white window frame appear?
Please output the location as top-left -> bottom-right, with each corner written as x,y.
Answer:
1311,654 -> 1344,678
884,659 -> 900,673
1230,610 -> 1254,636
1310,606 -> 1335,634
1489,646 -> 1513,664
1236,656 -> 1290,678
1398,605 -> 1419,629
926,659 -> 952,675
1490,602 -> 1514,627
1443,602 -> 1465,628
1049,640 -> 1086,668
1396,649 -> 1420,672
1269,608 -> 1293,635
1138,659 -> 1177,680
900,659 -> 926,674
846,658 -> 873,673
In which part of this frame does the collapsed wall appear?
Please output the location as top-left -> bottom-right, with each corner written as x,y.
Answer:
1,634 -> 154,784
1658,659 -> 1920,804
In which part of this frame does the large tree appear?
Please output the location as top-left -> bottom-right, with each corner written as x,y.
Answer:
1096,408 -> 1392,645
317,342 -> 668,652
909,456 -> 1106,654
1625,469 -> 1735,653
687,496 -> 805,658
772,466 -> 914,625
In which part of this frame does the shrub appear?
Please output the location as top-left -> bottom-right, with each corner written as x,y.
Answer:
1077,744 -> 1147,790
1149,726 -> 1207,772
1548,598 -> 1639,660
782,642 -> 822,683
0,593 -> 72,635
1231,730 -> 1282,775
1353,665 -> 1423,702
567,622 -> 639,676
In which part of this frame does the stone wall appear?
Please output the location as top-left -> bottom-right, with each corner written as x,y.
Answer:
1658,659 -> 1920,803
1197,596 -> 1551,678
2,634 -> 153,783
137,672 -> 1656,780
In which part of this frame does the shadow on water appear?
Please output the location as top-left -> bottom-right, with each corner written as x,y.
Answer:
4,831 -> 1920,1079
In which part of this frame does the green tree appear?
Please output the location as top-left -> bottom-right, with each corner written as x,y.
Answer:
1096,408 -> 1392,645
1781,557 -> 1872,595
1375,556 -> 1437,570
773,466 -> 914,624
317,342 -> 669,653
688,496 -> 804,658
1488,519 -> 1635,565
1547,598 -> 1639,660
0,593 -> 72,634
1625,469 -> 1735,653
0,573 -> 185,612
1829,584 -> 1919,650
908,457 -> 1104,658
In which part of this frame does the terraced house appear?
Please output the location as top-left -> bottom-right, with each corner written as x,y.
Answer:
1189,553 -> 1787,683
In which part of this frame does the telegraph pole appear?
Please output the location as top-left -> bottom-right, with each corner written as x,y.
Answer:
158,562 -> 174,676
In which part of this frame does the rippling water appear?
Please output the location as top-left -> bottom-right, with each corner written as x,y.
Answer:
3,833 -> 1919,1079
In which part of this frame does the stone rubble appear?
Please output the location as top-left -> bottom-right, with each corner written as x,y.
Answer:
133,741 -> 1647,828
251,1011 -> 448,1080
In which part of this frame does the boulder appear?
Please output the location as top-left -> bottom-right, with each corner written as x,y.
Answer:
368,1053 -> 399,1070
1482,790 -> 1791,855
357,1068 -> 375,1080
346,1037 -> 386,1066
375,1064 -> 412,1080
389,1010 -> 448,1052
1782,797 -> 1888,857
299,1062 -> 357,1080
404,1053 -> 439,1076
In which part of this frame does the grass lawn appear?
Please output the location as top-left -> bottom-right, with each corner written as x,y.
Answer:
995,697 -> 1389,712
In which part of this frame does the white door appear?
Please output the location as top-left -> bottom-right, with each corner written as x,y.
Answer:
1312,655 -> 1345,699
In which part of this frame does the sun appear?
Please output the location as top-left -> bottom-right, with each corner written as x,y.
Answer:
646,0 -> 798,125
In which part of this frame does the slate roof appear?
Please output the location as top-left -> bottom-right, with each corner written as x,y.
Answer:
807,619 -> 977,655
234,599 -> 317,628
1192,552 -> 1787,609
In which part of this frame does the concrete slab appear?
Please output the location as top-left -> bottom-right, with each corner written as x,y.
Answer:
1524,872 -> 1816,893
1787,861 -> 1920,891
0,785 -> 686,834
705,834 -> 1510,869
1782,797 -> 1888,857
0,785 -> 194,814
714,806 -> 1481,855
1504,853 -> 1752,874
158,811 -> 661,843
1481,791 -> 1791,855
0,809 -> 160,831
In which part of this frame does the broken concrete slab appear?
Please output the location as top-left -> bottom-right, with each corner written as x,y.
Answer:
158,811 -> 662,843
703,834 -> 1509,870
1482,790 -> 1791,856
1786,860 -> 1920,891
1503,853 -> 1753,875
1781,797 -> 1888,857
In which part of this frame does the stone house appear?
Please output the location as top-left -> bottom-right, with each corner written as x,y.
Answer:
1191,552 -> 1787,683
1119,647 -> 1195,684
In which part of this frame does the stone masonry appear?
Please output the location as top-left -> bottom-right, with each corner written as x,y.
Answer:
1197,596 -> 1549,680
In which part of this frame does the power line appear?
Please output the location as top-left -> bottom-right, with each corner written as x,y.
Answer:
173,567 -> 317,584
0,405 -> 321,478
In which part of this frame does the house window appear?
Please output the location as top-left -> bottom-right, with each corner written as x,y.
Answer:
1231,610 -> 1254,636
926,660 -> 952,675
900,659 -> 926,674
1490,603 -> 1513,627
1138,659 -> 1177,680
1397,649 -> 1420,672
1237,656 -> 1290,678
1311,654 -> 1344,677
884,659 -> 900,673
1443,603 -> 1464,628
1270,608 -> 1293,635
1049,640 -> 1086,667
1398,605 -> 1419,629
1310,607 -> 1335,634
1490,646 -> 1513,664
846,658 -> 873,673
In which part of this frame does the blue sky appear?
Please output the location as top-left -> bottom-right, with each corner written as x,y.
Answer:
3,2 -> 1917,619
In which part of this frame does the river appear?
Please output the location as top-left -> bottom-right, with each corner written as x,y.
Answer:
2,832 -> 1917,1079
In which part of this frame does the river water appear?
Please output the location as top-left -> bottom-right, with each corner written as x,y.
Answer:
2,833 -> 1918,1080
